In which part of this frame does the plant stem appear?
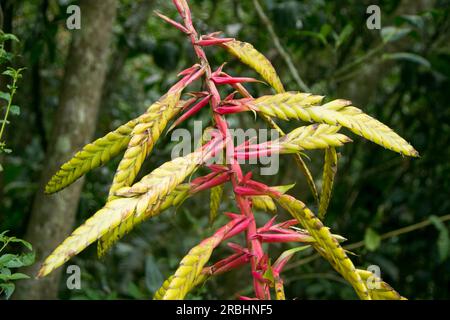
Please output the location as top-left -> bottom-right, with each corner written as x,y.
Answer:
233,83 -> 320,205
0,74 -> 17,147
174,0 -> 268,299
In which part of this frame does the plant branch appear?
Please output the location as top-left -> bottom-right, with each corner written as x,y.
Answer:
0,69 -> 19,149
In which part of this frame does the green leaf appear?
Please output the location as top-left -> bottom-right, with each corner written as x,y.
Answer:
0,51 -> 13,63
335,24 -> 353,48
0,91 -> 10,101
0,33 -> 19,43
2,69 -> 15,78
273,184 -> 296,194
7,236 -> 33,251
298,31 -> 328,46
320,24 -> 333,39
0,283 -> 15,299
145,255 -> 163,294
381,26 -> 411,43
3,252 -> 35,268
10,105 -> 20,116
0,272 -> 29,281
262,265 -> 275,284
364,228 -> 381,251
398,14 -> 425,30
0,254 -> 16,267
275,245 -> 311,266
0,267 -> 11,276
382,52 -> 431,68
0,273 -> 12,281
127,282 -> 145,299
0,232 -> 8,240
429,215 -> 450,262
10,273 -> 29,280
2,67 -> 20,78
19,252 -> 35,266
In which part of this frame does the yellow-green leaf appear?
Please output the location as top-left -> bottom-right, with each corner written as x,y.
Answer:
318,147 -> 338,219
248,93 -> 419,157
45,118 -> 139,194
222,40 -> 285,93
209,185 -> 224,225
38,147 -> 214,278
273,193 -> 370,300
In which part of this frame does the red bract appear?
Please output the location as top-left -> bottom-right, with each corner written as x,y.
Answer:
177,64 -> 201,77
215,104 -> 250,115
168,94 -> 212,131
203,249 -> 252,275
196,37 -> 234,46
155,11 -> 191,34
211,75 -> 260,85
253,232 -> 315,243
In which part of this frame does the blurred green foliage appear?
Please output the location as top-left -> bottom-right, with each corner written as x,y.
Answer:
0,231 -> 34,299
0,0 -> 449,299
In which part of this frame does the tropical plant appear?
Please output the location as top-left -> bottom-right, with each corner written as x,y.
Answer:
37,0 -> 418,300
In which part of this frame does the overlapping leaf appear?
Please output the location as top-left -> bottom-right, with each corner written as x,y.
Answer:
357,269 -> 406,300
251,195 -> 277,214
273,124 -> 351,152
44,118 -> 138,194
273,193 -> 370,300
246,93 -> 418,157
250,184 -> 295,214
318,147 -> 338,219
155,237 -> 217,300
222,40 -> 285,93
37,145 -> 218,278
154,275 -> 174,300
154,216 -> 243,300
98,93 -> 185,254
108,92 -> 183,199
97,184 -> 191,257
223,41 -> 321,205
44,97 -> 186,194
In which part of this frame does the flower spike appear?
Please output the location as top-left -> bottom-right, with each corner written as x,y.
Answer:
211,75 -> 261,85
41,0 -> 413,301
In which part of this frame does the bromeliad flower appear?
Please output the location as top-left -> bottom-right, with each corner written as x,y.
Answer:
38,0 -> 415,301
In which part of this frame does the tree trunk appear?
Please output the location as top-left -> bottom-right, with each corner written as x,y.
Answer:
14,0 -> 117,299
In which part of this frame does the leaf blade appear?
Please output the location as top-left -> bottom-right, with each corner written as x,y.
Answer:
318,147 -> 338,219
273,193 -> 370,299
38,145 -> 217,277
249,93 -> 419,157
222,40 -> 285,93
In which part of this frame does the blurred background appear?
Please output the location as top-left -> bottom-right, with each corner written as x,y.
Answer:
0,0 -> 449,299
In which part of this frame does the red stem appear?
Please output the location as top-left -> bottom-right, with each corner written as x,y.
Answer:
173,0 -> 269,299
